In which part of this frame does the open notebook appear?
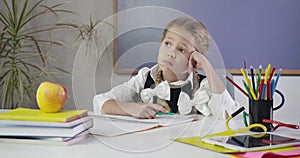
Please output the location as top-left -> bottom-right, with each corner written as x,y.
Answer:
89,114 -> 200,137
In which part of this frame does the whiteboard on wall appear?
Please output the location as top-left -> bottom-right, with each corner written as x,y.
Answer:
113,0 -> 300,75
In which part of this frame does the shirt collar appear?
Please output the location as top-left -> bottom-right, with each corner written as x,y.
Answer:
150,64 -> 194,89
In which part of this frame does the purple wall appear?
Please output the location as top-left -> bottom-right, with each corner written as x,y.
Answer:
116,0 -> 300,71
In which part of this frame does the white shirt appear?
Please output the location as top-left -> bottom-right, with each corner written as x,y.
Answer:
93,65 -> 239,119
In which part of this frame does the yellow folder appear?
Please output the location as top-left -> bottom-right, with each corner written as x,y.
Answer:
0,108 -> 87,122
174,135 -> 300,154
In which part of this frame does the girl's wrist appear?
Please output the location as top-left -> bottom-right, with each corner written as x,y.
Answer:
201,62 -> 213,74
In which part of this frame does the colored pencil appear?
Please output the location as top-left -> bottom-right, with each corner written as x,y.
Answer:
246,78 -> 257,100
268,67 -> 276,83
261,83 -> 267,100
244,60 -> 248,77
267,79 -> 272,100
272,68 -> 282,97
258,79 -> 264,100
271,79 -> 275,97
264,67 -> 269,100
267,64 -> 271,79
241,68 -> 248,81
242,80 -> 253,100
224,75 -> 249,98
250,65 -> 256,93
241,67 -> 256,100
255,65 -> 262,96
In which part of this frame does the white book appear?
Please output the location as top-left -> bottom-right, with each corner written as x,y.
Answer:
0,130 -> 90,146
90,114 -> 200,137
0,116 -> 91,127
0,119 -> 93,137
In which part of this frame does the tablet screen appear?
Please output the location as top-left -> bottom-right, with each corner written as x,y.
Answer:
223,133 -> 300,149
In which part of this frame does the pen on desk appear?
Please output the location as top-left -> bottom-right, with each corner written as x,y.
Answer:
156,111 -> 175,115
224,75 -> 249,98
250,65 -> 256,93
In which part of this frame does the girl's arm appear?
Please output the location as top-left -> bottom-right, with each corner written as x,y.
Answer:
189,51 -> 225,94
102,99 -> 168,119
188,52 -> 240,119
93,66 -> 168,119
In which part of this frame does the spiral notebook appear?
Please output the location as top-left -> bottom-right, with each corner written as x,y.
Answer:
90,114 -> 200,137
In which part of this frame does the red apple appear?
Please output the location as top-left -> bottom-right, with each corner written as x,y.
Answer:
36,81 -> 67,113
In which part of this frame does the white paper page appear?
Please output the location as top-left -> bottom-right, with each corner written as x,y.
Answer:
89,114 -> 201,137
91,118 -> 158,137
154,115 -> 200,126
90,114 -> 199,125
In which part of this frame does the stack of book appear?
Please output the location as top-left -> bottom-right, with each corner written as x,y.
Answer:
0,108 -> 92,145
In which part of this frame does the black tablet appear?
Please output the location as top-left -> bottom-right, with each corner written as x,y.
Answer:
201,133 -> 300,152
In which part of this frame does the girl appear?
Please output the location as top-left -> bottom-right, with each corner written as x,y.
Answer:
93,17 -> 238,119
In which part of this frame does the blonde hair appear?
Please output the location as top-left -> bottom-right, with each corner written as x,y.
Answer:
162,17 -> 210,56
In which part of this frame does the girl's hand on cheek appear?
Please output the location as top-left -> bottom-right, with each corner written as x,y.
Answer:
189,51 -> 207,71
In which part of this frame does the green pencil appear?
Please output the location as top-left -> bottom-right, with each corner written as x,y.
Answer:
255,65 -> 262,96
243,80 -> 253,100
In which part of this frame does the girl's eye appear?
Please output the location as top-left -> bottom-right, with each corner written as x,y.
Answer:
178,47 -> 185,53
164,41 -> 171,47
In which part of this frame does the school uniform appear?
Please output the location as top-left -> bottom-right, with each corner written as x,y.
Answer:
93,65 -> 239,119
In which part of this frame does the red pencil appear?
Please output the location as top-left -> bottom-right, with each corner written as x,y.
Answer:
224,75 -> 249,98
268,67 -> 276,83
267,79 -> 272,100
258,79 -> 264,100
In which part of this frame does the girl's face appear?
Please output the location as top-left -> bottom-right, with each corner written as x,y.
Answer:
157,27 -> 196,80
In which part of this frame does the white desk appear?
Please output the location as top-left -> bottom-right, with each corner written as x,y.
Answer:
1,115 -> 299,158
0,119 -> 233,158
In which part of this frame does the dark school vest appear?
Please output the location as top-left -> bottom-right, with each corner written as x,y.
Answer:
143,72 -> 206,113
